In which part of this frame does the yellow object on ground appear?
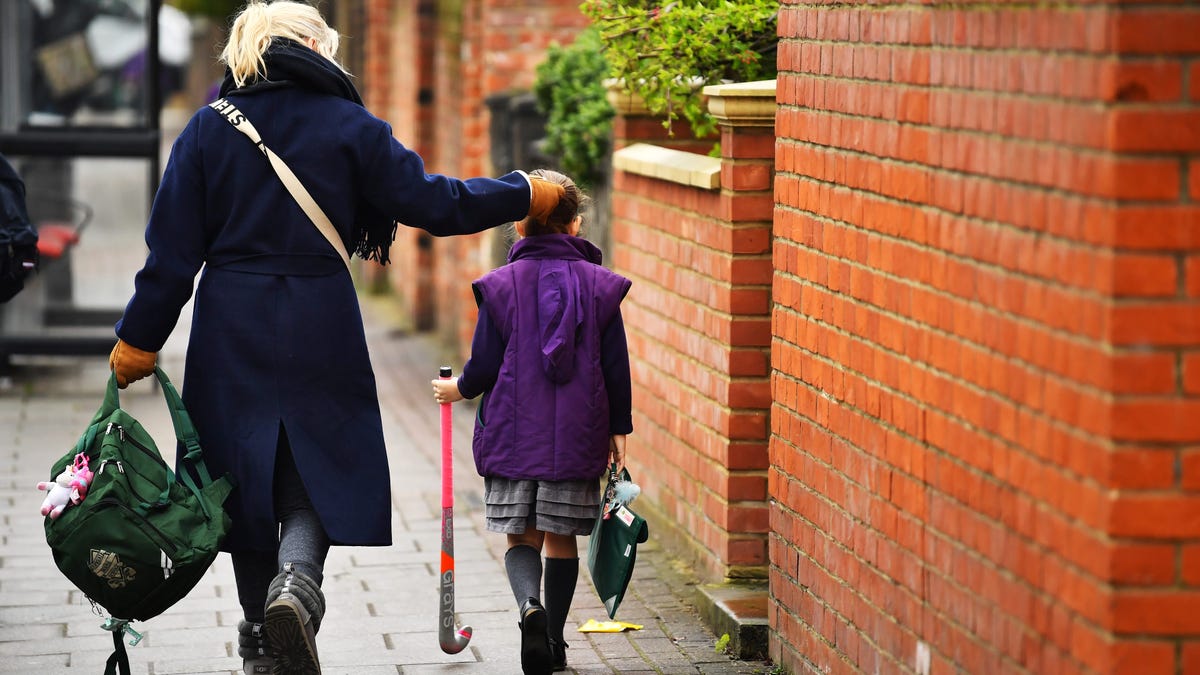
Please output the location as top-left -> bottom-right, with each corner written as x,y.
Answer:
577,619 -> 643,633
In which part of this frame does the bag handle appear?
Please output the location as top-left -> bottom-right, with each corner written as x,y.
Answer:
153,367 -> 221,517
207,97 -> 352,271
85,367 -> 219,518
601,462 -> 627,519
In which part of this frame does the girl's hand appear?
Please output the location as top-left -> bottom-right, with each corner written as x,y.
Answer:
431,377 -> 464,404
609,434 -> 627,472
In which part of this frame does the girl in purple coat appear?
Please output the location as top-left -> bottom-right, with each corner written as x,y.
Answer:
432,170 -> 633,674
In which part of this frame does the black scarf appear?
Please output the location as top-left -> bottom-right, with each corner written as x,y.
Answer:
219,39 -> 398,265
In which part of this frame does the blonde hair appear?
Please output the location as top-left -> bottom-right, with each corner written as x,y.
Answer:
220,1 -> 347,87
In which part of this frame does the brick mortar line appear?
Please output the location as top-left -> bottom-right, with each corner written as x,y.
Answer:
625,318 -> 770,417
768,542 -> 1094,675
628,392 -> 770,480
769,485 -> 1107,675
770,178 -> 1197,276
770,418 -> 1113,595
773,174 -> 1200,312
610,240 -> 772,289
631,396 -> 770,486
626,410 -> 767,549
778,69 -> 1200,117
767,568 -> 933,675
618,265 -> 773,363
770,252 -> 1124,400
773,143 -> 1195,258
771,235 -> 1197,402
615,232 -> 773,301
620,266 -> 771,332
614,203 -> 775,265
772,127 -> 1195,207
777,46 -> 1200,100
781,2 -> 1200,40
774,110 -> 1197,194
794,189 -> 1193,304
770,345 -> 1116,541
768,508 -> 1027,675
771,298 -> 1122,495
773,189 -> 1133,304
612,223 -> 771,279
768,393 -> 1116,593
611,186 -> 774,249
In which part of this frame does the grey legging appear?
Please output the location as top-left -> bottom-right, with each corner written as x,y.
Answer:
232,426 -> 331,623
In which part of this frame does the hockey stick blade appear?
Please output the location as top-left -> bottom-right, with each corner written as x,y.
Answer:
439,508 -> 473,653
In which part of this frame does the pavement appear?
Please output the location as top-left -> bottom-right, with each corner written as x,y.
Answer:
0,204 -> 776,673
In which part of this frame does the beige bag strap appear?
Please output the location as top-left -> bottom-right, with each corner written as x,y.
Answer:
208,98 -> 352,271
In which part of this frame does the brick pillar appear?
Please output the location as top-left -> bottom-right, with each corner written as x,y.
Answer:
770,2 -> 1200,674
611,81 -> 775,590
1106,7 -> 1200,673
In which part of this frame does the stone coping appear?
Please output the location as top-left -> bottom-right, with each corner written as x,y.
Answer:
703,79 -> 776,127
612,143 -> 721,190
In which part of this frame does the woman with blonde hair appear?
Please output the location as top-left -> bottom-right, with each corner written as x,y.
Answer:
107,2 -> 563,674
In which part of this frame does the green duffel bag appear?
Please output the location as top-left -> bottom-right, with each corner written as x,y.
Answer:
43,367 -> 233,674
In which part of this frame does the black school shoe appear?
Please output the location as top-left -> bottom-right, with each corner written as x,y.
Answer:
519,597 -> 553,675
549,638 -> 568,672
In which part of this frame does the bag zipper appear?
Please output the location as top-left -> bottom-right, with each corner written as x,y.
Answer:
106,423 -> 170,469
103,423 -> 173,505
98,459 -> 124,476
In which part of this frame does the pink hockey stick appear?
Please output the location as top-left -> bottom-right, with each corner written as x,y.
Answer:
438,366 -> 472,654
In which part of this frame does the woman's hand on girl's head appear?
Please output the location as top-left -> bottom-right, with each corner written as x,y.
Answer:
609,434 -> 627,472
431,377 -> 464,404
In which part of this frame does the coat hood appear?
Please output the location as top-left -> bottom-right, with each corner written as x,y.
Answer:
508,235 -> 603,384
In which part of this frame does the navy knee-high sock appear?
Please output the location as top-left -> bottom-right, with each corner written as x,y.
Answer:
543,557 -> 579,643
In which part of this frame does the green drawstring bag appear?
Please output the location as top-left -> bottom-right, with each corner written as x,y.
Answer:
587,464 -> 649,619
42,367 -> 233,675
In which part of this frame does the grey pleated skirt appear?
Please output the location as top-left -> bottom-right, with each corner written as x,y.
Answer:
484,477 -> 602,536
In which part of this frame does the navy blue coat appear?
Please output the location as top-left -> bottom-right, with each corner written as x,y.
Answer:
116,79 -> 531,552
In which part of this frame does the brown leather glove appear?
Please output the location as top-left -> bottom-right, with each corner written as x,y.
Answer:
109,339 -> 157,389
528,175 -> 565,224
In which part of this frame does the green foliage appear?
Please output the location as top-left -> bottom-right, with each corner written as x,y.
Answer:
714,633 -> 731,654
533,28 -> 615,188
582,0 -> 778,138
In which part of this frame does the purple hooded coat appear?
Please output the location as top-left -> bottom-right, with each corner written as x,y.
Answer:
462,234 -> 632,481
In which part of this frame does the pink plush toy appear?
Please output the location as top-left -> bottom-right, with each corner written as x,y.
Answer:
36,453 -> 93,519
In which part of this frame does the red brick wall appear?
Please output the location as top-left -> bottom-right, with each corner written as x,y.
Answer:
371,0 -> 437,329
374,0 -> 595,357
772,2 -> 1200,674
610,114 -> 775,582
